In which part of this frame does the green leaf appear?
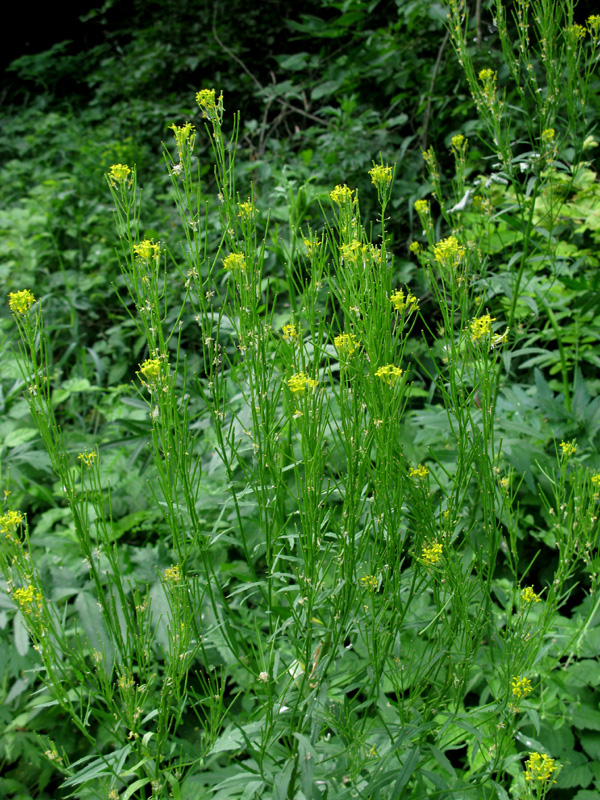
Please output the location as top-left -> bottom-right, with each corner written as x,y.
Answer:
570,706 -> 600,731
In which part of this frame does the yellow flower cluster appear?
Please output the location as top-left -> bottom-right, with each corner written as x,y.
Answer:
409,242 -> 421,255
512,676 -> 533,699
164,565 -> 181,582
330,184 -> 354,205
238,201 -> 254,219
0,510 -> 25,535
282,324 -> 299,341
434,236 -> 466,268
571,23 -> 587,40
369,163 -> 393,189
169,122 -> 196,155
414,199 -> 429,215
108,163 -> 131,185
521,586 -> 541,604
361,575 -> 379,592
541,128 -> 555,143
78,450 -> 97,467
451,133 -> 466,150
13,584 -> 43,616
139,358 -> 162,385
8,290 -> 36,314
334,333 -> 359,357
133,240 -> 160,261
470,314 -> 496,342
287,373 -> 318,394
589,15 -> 600,36
560,439 -> 577,458
223,253 -> 246,272
591,473 -> 600,494
196,88 -> 220,118
340,239 -> 367,263
421,543 -> 443,567
410,464 -> 429,479
390,289 -> 419,314
375,364 -> 403,386
524,752 -> 558,784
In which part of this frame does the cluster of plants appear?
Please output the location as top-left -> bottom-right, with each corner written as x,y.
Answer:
2,0 -> 600,798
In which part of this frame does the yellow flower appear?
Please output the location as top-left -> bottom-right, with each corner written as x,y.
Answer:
0,510 -> 25,535
390,289 -> 419,314
560,439 -> 577,458
13,585 -> 43,615
361,575 -> 379,592
541,128 -> 555,143
478,68 -> 496,82
591,472 -> 600,494
303,237 -> 321,257
414,199 -> 429,215
330,184 -> 354,205
375,364 -> 403,386
409,241 -> 421,254
334,333 -> 359,358
369,163 -> 393,189
133,240 -> 160,261
434,236 -> 466,268
451,134 -> 466,150
196,88 -> 220,118
470,314 -> 496,342
139,358 -> 163,385
282,323 -> 300,341
589,15 -> 600,36
108,164 -> 131,185
340,239 -> 368,263
521,586 -> 541,604
410,464 -> 429,479
223,253 -> 246,272
238,201 -> 254,219
8,290 -> 36,314
78,450 -> 97,467
169,122 -> 195,155
421,543 -> 443,567
524,752 -> 558,783
287,373 -> 318,394
164,565 -> 180,582
512,676 -> 533,699
570,23 -> 586,40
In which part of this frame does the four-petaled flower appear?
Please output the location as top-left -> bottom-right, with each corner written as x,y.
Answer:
434,236 -> 466,268
512,676 -> 533,699
524,752 -> 558,784
421,543 -> 443,567
470,314 -> 496,342
521,586 -> 541,604
108,164 -> 131,185
287,372 -> 318,394
8,290 -> 36,314
369,163 -> 393,190
330,185 -> 354,205
375,364 -> 403,386
223,253 -> 246,272
390,289 -> 419,314
134,240 -> 160,261
560,439 -> 577,458
410,464 -> 429,479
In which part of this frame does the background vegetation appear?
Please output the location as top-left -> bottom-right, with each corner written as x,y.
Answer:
2,1 -> 600,798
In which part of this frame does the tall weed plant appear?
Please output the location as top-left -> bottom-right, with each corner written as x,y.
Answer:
2,3 -> 600,798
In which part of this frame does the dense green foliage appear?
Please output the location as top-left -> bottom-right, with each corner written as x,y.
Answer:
2,1 -> 600,798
